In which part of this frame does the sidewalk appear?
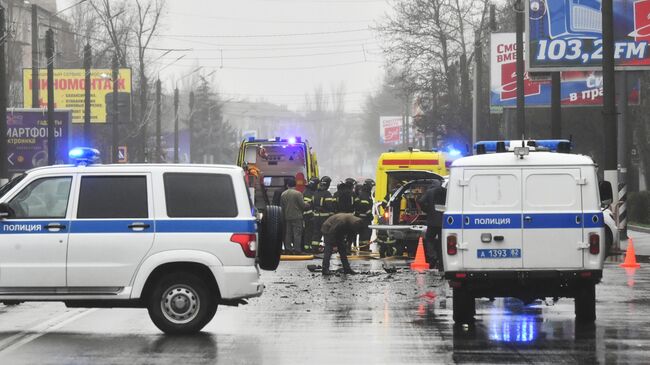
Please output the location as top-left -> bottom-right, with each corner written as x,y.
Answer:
624,228 -> 650,256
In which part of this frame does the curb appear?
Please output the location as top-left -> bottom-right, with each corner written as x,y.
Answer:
629,225 -> 650,234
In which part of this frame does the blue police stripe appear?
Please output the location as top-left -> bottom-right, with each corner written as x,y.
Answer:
156,219 -> 256,233
70,220 -> 155,233
443,213 -> 604,229
0,220 -> 69,234
524,213 -> 582,229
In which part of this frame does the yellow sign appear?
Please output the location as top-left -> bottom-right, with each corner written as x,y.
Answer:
22,68 -> 132,123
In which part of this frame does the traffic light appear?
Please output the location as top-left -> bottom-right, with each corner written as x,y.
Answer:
105,92 -> 132,123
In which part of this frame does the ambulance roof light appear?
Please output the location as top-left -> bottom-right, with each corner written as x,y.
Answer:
69,147 -> 100,166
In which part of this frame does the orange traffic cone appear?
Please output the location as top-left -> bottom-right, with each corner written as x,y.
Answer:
620,237 -> 641,268
410,237 -> 430,271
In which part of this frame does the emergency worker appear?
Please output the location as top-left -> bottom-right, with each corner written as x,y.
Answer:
280,178 -> 305,255
334,178 -> 357,251
418,180 -> 446,270
321,213 -> 364,275
354,179 -> 374,252
302,177 -> 319,252
311,176 -> 335,253
377,187 -> 399,258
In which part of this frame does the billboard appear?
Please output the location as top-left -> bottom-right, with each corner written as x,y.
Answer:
526,0 -> 650,70
380,116 -> 402,145
491,33 -> 640,109
5,109 -> 71,174
22,68 -> 132,123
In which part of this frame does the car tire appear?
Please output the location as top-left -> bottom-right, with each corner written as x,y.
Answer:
258,205 -> 284,271
575,283 -> 596,323
453,288 -> 475,323
605,227 -> 613,257
147,272 -> 217,335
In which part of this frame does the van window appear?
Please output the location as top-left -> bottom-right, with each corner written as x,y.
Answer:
525,174 -> 577,207
77,176 -> 148,219
164,173 -> 238,218
468,174 -> 519,208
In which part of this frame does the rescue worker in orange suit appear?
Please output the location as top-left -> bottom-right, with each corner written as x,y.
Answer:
334,178 -> 356,252
418,180 -> 446,270
354,179 -> 374,253
302,177 -> 319,252
311,176 -> 335,253
321,213 -> 364,275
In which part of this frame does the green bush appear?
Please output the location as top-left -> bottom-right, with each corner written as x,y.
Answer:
628,191 -> 650,225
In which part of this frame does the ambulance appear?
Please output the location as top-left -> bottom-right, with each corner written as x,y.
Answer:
373,148 -> 447,256
237,137 -> 319,210
443,140 -> 612,323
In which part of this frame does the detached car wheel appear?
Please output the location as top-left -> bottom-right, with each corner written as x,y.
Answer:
575,283 -> 596,323
148,272 -> 217,335
258,205 -> 284,270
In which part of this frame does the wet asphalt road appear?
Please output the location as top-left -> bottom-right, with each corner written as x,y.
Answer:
0,234 -> 649,364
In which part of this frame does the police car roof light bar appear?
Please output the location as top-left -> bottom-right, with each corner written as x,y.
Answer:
474,139 -> 572,154
69,147 -> 100,166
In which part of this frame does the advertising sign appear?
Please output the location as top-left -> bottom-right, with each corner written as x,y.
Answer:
526,0 -> 650,70
380,116 -> 402,145
5,109 -> 70,173
22,68 -> 132,123
491,33 -> 640,109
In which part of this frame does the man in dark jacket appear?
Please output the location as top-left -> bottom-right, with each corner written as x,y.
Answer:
302,177 -> 319,252
311,176 -> 335,253
354,179 -> 374,252
418,180 -> 446,270
280,178 -> 306,254
321,213 -> 364,275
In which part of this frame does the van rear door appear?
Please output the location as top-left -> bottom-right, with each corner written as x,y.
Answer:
461,169 -> 523,269
522,169 -> 584,269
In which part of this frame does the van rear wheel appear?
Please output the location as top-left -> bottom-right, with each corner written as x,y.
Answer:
452,288 -> 475,323
575,283 -> 596,323
258,205 -> 283,270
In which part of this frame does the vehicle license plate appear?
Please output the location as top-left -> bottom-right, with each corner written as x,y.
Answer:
477,248 -> 521,259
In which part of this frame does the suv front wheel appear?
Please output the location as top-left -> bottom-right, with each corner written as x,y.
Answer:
147,272 -> 218,334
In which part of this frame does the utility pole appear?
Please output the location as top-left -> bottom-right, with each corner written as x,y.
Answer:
31,4 -> 39,108
83,44 -> 91,146
111,54 -> 119,163
601,0 -> 618,213
472,30 -> 482,145
551,73 -> 562,138
173,87 -> 179,163
140,70 -> 147,163
155,79 -> 161,163
617,71 -> 628,241
515,0 -> 525,138
189,91 -> 195,163
0,6 -> 7,180
45,28 -> 54,166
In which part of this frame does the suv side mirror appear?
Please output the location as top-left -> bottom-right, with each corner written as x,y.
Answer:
0,203 -> 13,219
599,181 -> 613,206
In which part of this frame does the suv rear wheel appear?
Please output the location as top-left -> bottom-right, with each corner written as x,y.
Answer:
575,282 -> 596,323
452,288 -> 475,323
147,272 -> 217,334
258,205 -> 283,270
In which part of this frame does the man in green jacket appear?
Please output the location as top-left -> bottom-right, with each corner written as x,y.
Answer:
321,213 -> 365,275
280,178 -> 306,255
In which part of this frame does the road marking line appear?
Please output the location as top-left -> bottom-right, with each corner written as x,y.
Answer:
0,308 -> 97,355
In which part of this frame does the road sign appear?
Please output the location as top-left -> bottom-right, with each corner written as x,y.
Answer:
526,0 -> 650,71
118,146 -> 128,163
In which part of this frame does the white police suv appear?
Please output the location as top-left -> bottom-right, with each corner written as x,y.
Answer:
443,140 -> 613,324
0,148 -> 283,334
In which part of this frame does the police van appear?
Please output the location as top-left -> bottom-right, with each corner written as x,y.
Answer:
443,140 -> 613,323
0,148 -> 283,334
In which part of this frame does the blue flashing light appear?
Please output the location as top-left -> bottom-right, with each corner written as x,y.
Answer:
447,147 -> 462,157
288,137 -> 297,144
474,141 -> 510,152
69,147 -> 100,166
247,137 -> 255,142
536,139 -> 572,152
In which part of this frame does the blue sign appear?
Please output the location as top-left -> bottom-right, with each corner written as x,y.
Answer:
526,0 -> 650,70
5,109 -> 71,173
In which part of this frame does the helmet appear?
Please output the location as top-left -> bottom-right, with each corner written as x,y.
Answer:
345,177 -> 357,186
362,178 -> 375,192
307,177 -> 319,190
319,176 -> 332,190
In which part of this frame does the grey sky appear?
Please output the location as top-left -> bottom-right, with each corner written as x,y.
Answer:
60,0 -> 393,112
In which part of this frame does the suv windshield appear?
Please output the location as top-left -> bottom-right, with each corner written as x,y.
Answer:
0,174 -> 26,200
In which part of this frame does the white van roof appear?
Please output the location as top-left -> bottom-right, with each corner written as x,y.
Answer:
451,152 -> 595,168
